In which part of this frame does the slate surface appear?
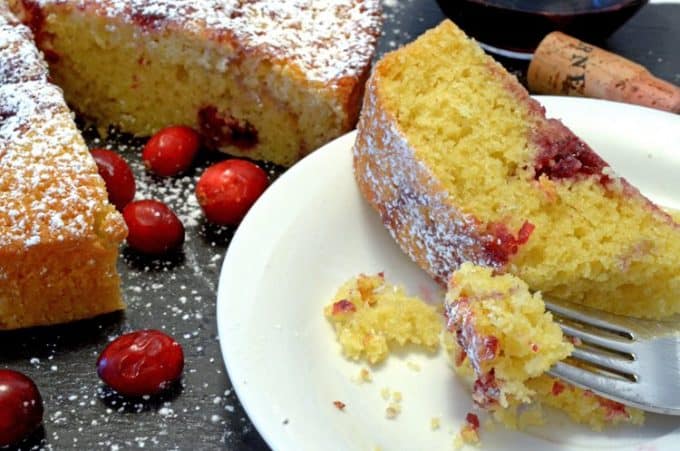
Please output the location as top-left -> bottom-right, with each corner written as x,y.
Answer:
1,1 -> 677,450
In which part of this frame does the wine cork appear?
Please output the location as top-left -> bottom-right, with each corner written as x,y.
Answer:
528,32 -> 680,114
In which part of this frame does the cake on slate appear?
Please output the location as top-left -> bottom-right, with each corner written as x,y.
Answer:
353,20 -> 680,318
8,0 -> 382,166
0,8 -> 127,329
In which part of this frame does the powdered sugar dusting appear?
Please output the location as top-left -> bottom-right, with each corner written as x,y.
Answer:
32,0 -> 382,84
0,24 -> 48,83
353,71 -> 499,286
0,24 -> 122,250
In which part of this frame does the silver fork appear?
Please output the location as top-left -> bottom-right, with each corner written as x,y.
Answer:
544,298 -> 680,415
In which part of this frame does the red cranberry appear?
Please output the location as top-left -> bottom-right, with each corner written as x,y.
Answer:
142,126 -> 200,177
331,299 -> 357,315
195,159 -> 268,226
479,336 -> 499,361
91,148 -> 136,211
122,200 -> 184,254
465,412 -> 480,431
484,221 -> 535,265
96,330 -> 184,397
0,370 -> 43,446
552,381 -> 566,396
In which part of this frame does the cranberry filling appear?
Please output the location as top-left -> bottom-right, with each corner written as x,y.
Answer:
19,0 -> 59,62
472,369 -> 499,408
465,412 -> 480,431
198,106 -> 258,150
332,299 -> 357,315
533,119 -> 608,182
598,397 -> 629,420
19,0 -> 45,36
551,380 -> 566,396
483,220 -> 535,265
128,2 -> 167,31
479,336 -> 499,361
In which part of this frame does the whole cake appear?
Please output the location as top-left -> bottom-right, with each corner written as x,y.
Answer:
8,0 -> 382,166
353,20 -> 680,318
0,6 -> 127,329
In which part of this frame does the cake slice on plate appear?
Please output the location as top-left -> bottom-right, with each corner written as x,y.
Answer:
8,0 -> 382,166
353,20 -> 680,318
0,9 -> 126,329
352,19 -> 674,431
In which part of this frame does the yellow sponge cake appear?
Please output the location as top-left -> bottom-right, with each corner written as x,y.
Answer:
0,11 -> 126,329
353,20 -> 680,318
9,0 -> 382,166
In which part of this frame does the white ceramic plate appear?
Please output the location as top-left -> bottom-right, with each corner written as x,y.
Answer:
217,96 -> 680,451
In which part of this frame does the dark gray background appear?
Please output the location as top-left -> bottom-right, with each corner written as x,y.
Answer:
1,1 -> 678,450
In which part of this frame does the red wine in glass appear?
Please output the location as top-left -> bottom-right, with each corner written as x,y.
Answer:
436,0 -> 648,58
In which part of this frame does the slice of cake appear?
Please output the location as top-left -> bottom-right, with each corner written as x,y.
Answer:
353,20 -> 680,318
324,273 -> 442,364
8,0 -> 382,166
0,13 -> 126,329
445,263 -> 643,430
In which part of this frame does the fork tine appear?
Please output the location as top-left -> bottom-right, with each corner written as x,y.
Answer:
569,347 -> 637,380
548,361 -> 641,408
544,300 -> 634,339
558,322 -> 634,354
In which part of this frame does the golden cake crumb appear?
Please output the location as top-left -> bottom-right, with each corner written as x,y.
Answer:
324,273 -> 442,364
385,404 -> 401,419
406,360 -> 421,372
380,387 -> 391,401
455,413 -> 481,448
355,367 -> 373,384
430,417 -> 441,430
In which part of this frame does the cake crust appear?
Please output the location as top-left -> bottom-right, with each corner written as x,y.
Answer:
353,52 -> 501,286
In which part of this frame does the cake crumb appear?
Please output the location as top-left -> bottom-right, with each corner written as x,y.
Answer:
430,417 -> 440,430
324,274 -> 441,364
406,360 -> 421,372
462,413 -> 480,441
380,387 -> 390,400
385,404 -> 401,419
333,401 -> 346,411
355,367 -> 372,383
391,391 -> 402,403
